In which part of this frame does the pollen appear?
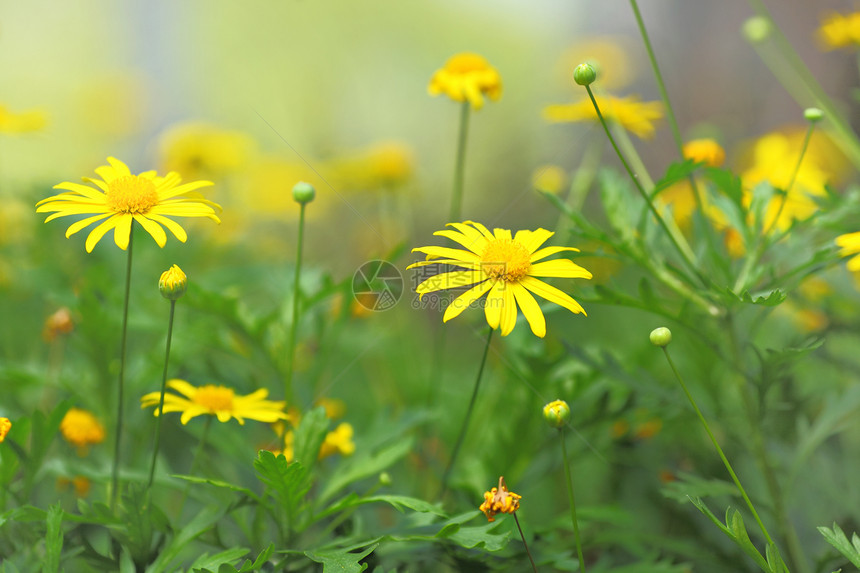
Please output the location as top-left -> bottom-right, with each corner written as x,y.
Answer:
106,175 -> 159,214
193,384 -> 235,411
481,238 -> 531,282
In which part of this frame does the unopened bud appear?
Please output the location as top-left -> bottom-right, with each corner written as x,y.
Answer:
159,264 -> 187,301
573,63 -> 597,87
543,399 -> 571,428
292,181 -> 316,204
649,327 -> 672,347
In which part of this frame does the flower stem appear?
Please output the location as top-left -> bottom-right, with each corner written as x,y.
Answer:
732,119 -> 816,293
560,428 -> 585,572
147,299 -> 176,489
440,326 -> 493,496
449,101 -> 471,222
286,202 -> 307,403
177,416 -> 213,519
513,513 -> 538,573
659,346 -> 776,548
110,229 -> 134,510
583,85 -> 700,277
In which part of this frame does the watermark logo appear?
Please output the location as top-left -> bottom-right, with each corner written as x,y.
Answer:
352,260 -> 403,311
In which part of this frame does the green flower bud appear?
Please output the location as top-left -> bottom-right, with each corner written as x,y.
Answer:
543,399 -> 571,428
158,264 -> 187,301
573,63 -> 597,87
379,472 -> 392,486
292,181 -> 316,204
804,108 -> 824,123
743,16 -> 771,43
649,327 -> 672,347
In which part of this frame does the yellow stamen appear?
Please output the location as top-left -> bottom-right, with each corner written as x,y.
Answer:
106,175 -> 159,214
481,239 -> 531,282
194,385 -> 235,411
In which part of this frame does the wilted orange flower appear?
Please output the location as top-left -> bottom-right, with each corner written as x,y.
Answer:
480,476 -> 522,522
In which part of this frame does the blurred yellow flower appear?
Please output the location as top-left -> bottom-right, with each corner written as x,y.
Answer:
818,11 -> 860,50
428,53 -> 502,110
330,141 -> 414,190
57,475 -> 91,498
683,139 -> 725,167
316,397 -> 346,420
836,232 -> 860,271
319,422 -> 356,459
544,94 -> 663,139
159,122 -> 256,180
0,417 -> 10,443
141,379 -> 288,425
557,37 -> 635,91
60,408 -> 105,449
479,476 -> 521,522
532,165 -> 568,195
37,157 -> 221,253
42,307 -> 74,342
0,104 -> 47,134
409,221 -> 592,337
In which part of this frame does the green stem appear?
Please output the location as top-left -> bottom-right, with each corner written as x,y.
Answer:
513,513 -> 539,573
659,346 -> 776,548
611,121 -> 654,191
748,0 -> 860,170
111,229 -> 134,510
449,101 -> 471,222
177,416 -> 213,519
147,299 -> 176,489
584,85 -> 700,279
285,202 -> 307,403
560,428 -> 586,572
732,119 -> 816,293
440,326 -> 493,496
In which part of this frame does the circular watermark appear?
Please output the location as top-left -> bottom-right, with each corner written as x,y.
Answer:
352,260 -> 403,311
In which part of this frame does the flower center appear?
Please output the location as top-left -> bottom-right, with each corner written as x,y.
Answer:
194,385 -> 235,411
106,175 -> 159,214
447,53 -> 488,74
481,239 -> 531,282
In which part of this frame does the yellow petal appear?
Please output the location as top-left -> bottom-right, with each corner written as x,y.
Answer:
520,276 -> 586,316
529,260 -> 593,279
85,214 -> 122,253
511,283 -> 546,338
443,280 -> 493,322
484,281 -> 505,329
134,214 -> 167,248
113,214 -> 133,250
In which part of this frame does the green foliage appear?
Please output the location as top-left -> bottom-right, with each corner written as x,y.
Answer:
817,524 -> 860,569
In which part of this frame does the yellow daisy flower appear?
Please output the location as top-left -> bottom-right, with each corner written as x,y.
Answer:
141,379 -> 288,426
543,94 -> 663,139
158,121 -> 255,180
0,417 -> 11,443
818,11 -> 860,50
479,476 -> 521,522
36,157 -> 221,253
60,408 -> 105,448
428,53 -> 502,110
408,221 -> 592,338
531,165 -> 568,195
319,422 -> 356,459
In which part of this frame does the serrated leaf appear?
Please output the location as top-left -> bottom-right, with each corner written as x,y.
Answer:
304,543 -> 377,573
726,288 -> 787,307
236,544 -> 274,572
254,450 -> 311,526
43,504 -> 63,573
818,523 -> 860,568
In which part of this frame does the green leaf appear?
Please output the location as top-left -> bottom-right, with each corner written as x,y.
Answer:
705,166 -> 744,206
765,543 -> 789,573
318,493 -> 447,522
652,159 -> 701,197
661,472 -> 738,503
171,474 -> 261,503
43,504 -> 63,573
688,497 -> 731,537
318,436 -> 414,504
148,505 -> 225,572
293,407 -> 329,472
729,510 -> 770,572
818,523 -> 860,568
188,548 -> 249,572
436,518 -> 511,552
726,288 -> 787,307
236,544 -> 274,572
304,543 -> 377,573
254,450 -> 311,525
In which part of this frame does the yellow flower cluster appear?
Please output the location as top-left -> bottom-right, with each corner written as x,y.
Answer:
479,477 -> 521,522
428,53 -> 502,110
818,11 -> 860,50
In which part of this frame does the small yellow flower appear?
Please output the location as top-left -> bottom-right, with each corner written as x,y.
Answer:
428,53 -> 502,110
408,221 -> 592,337
319,423 -> 356,459
141,379 -> 288,425
60,408 -> 105,449
544,94 -> 663,139
818,11 -> 860,51
479,476 -> 521,522
316,398 -> 346,420
532,165 -> 568,195
0,417 -> 11,443
683,138 -> 725,167
36,157 -> 221,253
42,307 -> 74,342
0,104 -> 47,134
57,475 -> 91,498
159,264 -> 187,301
